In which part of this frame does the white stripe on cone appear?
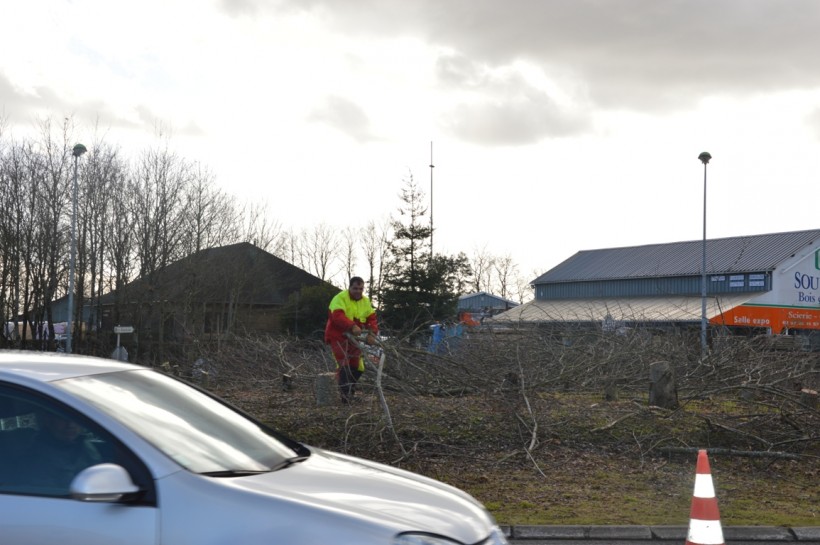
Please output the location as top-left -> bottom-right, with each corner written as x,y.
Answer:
693,473 -> 716,498
687,519 -> 724,545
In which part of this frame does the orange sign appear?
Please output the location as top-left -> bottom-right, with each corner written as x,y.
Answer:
712,305 -> 820,332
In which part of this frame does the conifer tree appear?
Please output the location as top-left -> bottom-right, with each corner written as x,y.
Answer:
380,174 -> 472,332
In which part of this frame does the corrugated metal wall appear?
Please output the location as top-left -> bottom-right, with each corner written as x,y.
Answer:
535,272 -> 772,300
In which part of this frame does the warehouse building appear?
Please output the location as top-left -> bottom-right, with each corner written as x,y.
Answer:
457,292 -> 519,322
492,229 -> 820,347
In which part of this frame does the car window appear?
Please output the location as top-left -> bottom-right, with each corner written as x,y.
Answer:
56,369 -> 302,474
0,384 -> 155,503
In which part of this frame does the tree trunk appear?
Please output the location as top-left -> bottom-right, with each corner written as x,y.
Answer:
315,372 -> 336,406
649,361 -> 678,409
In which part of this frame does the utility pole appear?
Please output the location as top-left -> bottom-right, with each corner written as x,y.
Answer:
429,141 -> 434,261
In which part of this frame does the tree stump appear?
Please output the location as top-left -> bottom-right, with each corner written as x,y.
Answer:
649,361 -> 678,409
315,372 -> 336,407
501,371 -> 519,393
800,388 -> 818,409
604,382 -> 618,402
738,386 -> 756,402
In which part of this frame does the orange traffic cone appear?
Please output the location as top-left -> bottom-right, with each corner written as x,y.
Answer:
685,449 -> 725,545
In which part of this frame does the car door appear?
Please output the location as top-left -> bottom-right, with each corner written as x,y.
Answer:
0,383 -> 158,545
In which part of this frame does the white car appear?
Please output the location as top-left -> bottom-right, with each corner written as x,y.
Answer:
0,351 -> 508,545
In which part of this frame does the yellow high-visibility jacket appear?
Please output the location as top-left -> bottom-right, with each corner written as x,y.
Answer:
323,290 -> 378,345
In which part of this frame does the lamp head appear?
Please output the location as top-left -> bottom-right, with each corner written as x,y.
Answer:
72,144 -> 87,158
698,151 -> 712,165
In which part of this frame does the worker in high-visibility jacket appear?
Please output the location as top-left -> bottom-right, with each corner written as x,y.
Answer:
324,276 -> 379,404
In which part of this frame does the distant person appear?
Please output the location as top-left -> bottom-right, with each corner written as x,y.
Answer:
324,277 -> 379,404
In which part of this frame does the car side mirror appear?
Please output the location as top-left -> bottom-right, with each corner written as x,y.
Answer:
70,463 -> 140,502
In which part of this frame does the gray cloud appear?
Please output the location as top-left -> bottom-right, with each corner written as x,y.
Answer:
435,54 -> 484,88
132,106 -> 204,137
0,78 -> 118,130
444,96 -> 589,146
435,53 -> 591,144
270,0 -> 820,112
308,95 -> 381,142
217,0 -> 262,17
0,72 -> 198,139
217,0 -> 301,18
0,73 -> 53,120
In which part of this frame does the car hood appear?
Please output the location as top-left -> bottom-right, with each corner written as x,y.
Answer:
230,447 -> 492,542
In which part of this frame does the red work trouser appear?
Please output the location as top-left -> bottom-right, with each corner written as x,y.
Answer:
330,340 -> 363,403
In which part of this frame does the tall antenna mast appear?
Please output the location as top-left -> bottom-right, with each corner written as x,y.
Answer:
429,141 -> 434,260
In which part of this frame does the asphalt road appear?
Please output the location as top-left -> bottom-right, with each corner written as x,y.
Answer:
505,525 -> 820,544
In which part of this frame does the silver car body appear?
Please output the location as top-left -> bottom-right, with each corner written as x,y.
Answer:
0,352 -> 506,545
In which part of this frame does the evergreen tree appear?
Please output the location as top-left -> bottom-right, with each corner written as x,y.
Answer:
380,175 -> 473,332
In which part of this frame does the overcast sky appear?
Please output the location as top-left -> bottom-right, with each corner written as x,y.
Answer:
2,0 -> 819,281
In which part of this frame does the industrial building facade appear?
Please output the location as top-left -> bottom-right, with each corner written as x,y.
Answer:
493,229 -> 820,345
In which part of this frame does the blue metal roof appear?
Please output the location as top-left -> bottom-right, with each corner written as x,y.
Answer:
458,292 -> 519,305
533,229 -> 820,284
457,292 -> 519,312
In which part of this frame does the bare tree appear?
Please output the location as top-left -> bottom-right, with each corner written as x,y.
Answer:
493,254 -> 517,300
512,272 -> 535,304
279,229 -> 302,267
470,246 -> 495,293
127,140 -> 192,360
129,143 -> 190,278
0,136 -> 30,345
299,223 -> 339,282
81,137 -> 126,338
362,218 -> 392,306
0,117 -> 76,349
0,119 -> 9,346
180,164 -> 242,255
241,200 -> 286,255
340,226 -> 359,285
35,117 -> 74,347
106,179 -> 138,329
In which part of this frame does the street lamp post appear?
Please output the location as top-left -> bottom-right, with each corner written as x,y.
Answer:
66,143 -> 87,354
698,151 -> 712,355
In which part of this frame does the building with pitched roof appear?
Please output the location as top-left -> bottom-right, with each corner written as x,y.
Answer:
458,292 -> 518,316
492,229 -> 820,344
97,242 -> 333,340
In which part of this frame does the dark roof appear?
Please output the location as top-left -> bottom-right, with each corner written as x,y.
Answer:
102,242 -> 331,305
533,229 -> 820,284
458,292 -> 519,306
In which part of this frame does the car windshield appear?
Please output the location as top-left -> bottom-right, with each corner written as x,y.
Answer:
56,369 -> 299,474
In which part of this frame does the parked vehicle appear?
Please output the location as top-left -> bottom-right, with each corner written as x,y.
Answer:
0,351 -> 507,545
